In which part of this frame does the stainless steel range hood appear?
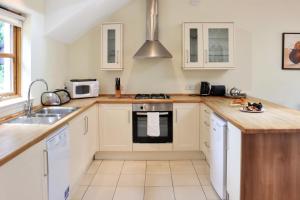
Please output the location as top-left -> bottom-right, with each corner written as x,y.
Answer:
133,0 -> 172,59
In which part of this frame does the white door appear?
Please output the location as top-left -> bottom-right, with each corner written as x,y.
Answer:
227,122 -> 241,200
173,103 -> 200,151
99,104 -> 132,151
203,23 -> 234,68
0,142 -> 46,200
183,23 -> 204,69
101,23 -> 123,70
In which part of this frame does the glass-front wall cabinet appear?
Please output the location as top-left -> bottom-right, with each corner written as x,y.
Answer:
101,23 -> 123,70
183,22 -> 234,69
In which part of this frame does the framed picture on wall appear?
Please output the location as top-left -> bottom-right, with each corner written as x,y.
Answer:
282,33 -> 300,70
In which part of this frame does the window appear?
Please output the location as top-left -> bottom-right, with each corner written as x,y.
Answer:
0,20 -> 21,97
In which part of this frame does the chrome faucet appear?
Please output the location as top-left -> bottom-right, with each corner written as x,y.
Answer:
25,79 -> 48,116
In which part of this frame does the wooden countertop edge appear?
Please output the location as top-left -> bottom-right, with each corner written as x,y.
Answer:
1,96 -> 300,166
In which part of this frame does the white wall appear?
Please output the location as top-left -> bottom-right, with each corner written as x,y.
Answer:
67,0 -> 300,109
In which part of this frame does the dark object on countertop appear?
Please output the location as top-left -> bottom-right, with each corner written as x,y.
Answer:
200,81 -> 210,96
70,79 -> 97,82
41,89 -> 71,106
115,78 -> 121,98
210,85 -> 226,96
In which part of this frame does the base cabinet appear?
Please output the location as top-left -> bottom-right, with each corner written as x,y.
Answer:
173,103 -> 200,151
99,104 -> 132,151
0,142 -> 47,200
69,105 -> 98,195
226,122 -> 241,200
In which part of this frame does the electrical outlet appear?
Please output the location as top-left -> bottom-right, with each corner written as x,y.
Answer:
185,84 -> 196,91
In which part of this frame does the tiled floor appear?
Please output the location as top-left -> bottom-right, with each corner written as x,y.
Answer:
71,160 -> 220,200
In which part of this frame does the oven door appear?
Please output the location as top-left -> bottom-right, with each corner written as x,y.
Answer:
133,111 -> 173,143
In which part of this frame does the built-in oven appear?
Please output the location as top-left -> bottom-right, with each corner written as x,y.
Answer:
132,103 -> 173,143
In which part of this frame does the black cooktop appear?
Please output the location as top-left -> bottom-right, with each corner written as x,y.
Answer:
135,94 -> 170,99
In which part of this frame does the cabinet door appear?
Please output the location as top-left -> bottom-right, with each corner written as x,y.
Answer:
86,105 -> 99,160
203,23 -> 234,68
69,111 -> 87,192
173,103 -> 200,151
99,104 -> 132,151
101,23 -> 123,70
227,122 -> 241,200
183,23 -> 204,69
0,142 -> 46,200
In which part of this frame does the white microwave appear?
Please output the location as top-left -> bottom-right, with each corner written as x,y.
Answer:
65,79 -> 99,99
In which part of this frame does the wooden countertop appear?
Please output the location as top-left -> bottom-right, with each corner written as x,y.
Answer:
1,94 -> 300,166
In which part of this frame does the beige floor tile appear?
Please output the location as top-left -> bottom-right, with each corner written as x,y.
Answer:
80,174 -> 95,186
198,174 -> 211,186
172,174 -> 200,186
118,174 -> 145,186
86,160 -> 102,174
146,165 -> 171,174
145,174 -> 172,186
71,185 -> 88,200
144,186 -> 175,200
194,164 -> 210,175
174,186 -> 206,200
122,161 -> 146,174
147,161 -> 170,166
97,160 -> 124,174
82,186 -> 115,200
91,173 -> 120,186
170,160 -> 193,166
113,187 -> 144,200
171,165 -> 196,174
192,160 -> 208,166
202,186 -> 221,200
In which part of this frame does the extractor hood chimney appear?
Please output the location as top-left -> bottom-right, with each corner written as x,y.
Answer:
133,0 -> 172,59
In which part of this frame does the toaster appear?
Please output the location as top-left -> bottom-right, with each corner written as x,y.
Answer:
210,85 -> 226,96
41,89 -> 71,106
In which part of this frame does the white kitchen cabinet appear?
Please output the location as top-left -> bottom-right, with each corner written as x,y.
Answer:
226,122 -> 241,200
173,103 -> 200,151
182,23 -> 204,69
200,104 -> 212,163
69,105 -> 98,195
0,142 -> 47,200
99,104 -> 132,151
101,23 -> 123,70
183,22 -> 234,70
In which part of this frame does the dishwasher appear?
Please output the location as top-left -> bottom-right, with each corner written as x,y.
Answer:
46,125 -> 70,200
210,113 -> 227,200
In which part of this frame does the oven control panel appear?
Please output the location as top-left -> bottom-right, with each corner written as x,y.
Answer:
132,103 -> 173,112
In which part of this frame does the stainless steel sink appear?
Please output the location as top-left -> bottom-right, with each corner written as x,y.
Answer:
5,107 -> 79,125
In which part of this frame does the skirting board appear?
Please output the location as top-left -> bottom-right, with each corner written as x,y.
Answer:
95,151 -> 205,160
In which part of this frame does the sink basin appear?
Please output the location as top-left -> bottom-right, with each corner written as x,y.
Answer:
5,107 -> 79,125
7,116 -> 62,125
35,107 -> 79,115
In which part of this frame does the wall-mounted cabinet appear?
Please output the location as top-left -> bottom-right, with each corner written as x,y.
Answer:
101,23 -> 123,70
183,22 -> 234,70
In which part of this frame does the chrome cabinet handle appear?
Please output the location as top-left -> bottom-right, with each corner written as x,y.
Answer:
175,109 -> 178,123
204,141 -> 210,149
116,50 -> 119,64
128,110 -> 131,124
186,50 -> 189,63
43,149 -> 48,177
204,121 -> 210,127
84,116 -> 88,135
205,49 -> 208,63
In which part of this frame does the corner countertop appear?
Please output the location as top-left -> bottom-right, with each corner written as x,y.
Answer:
1,94 -> 300,167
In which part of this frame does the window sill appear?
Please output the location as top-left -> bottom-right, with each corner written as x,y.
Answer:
0,97 -> 32,118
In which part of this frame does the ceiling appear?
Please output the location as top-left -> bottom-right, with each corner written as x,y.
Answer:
45,0 -> 131,44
